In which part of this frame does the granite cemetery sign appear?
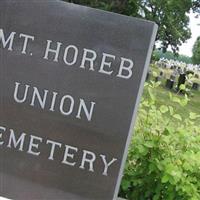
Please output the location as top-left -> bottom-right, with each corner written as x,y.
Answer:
0,1 -> 157,199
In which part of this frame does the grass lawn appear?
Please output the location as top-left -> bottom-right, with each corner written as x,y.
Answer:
143,64 -> 200,124
142,77 -> 200,125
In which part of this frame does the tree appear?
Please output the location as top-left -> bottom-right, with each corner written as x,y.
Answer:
193,0 -> 200,14
138,0 -> 192,53
192,36 -> 200,64
64,0 -> 199,54
66,0 -> 140,15
154,50 -> 192,63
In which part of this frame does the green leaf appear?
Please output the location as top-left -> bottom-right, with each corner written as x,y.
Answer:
148,88 -> 155,101
153,71 -> 158,77
180,98 -> 188,107
154,81 -> 161,88
179,84 -> 186,90
137,145 -> 148,156
153,194 -> 160,200
144,82 -> 149,87
149,163 -> 157,172
169,106 -> 174,115
144,141 -> 154,148
188,73 -> 193,79
189,112 -> 200,120
161,174 -> 169,183
173,114 -> 182,121
121,179 -> 130,191
159,105 -> 168,113
183,162 -> 192,171
172,96 -> 181,104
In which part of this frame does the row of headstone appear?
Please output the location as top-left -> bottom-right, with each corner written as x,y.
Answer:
156,58 -> 200,73
146,69 -> 199,92
155,71 -> 163,82
165,79 -> 174,90
156,60 -> 200,91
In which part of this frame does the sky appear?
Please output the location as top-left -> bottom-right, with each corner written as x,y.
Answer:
179,11 -> 199,57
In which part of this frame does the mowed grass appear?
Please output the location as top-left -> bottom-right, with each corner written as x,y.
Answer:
142,82 -> 200,125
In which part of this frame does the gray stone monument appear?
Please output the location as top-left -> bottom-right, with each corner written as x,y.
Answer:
0,0 -> 157,199
166,79 -> 174,90
192,82 -> 199,90
177,73 -> 186,91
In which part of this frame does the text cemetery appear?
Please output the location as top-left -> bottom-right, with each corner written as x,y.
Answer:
0,125 -> 117,176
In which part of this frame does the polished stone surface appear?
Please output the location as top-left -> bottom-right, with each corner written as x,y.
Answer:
0,0 -> 157,199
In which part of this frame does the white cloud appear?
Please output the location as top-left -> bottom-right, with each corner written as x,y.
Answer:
0,197 -> 10,200
179,11 -> 200,57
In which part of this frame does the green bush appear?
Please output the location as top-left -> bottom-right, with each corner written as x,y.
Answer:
119,81 -> 200,200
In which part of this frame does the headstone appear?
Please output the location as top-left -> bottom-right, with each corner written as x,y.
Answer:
170,74 -> 176,81
192,82 -> 199,90
177,74 -> 186,90
166,79 -> 174,90
186,70 -> 194,75
177,67 -> 182,74
0,1 -> 157,200
155,76 -> 161,82
170,65 -> 175,70
146,68 -> 151,81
